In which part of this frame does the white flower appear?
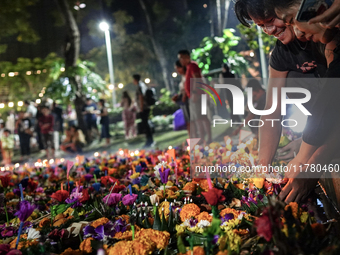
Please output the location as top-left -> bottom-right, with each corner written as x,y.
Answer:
150,194 -> 159,205
27,228 -> 41,241
183,219 -> 191,227
238,212 -> 245,220
197,220 -> 211,228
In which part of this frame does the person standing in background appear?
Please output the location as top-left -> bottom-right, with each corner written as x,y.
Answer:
38,106 -> 55,159
35,105 -> 45,152
0,130 -> 14,165
52,102 -> 64,136
121,91 -> 137,140
133,74 -> 154,147
5,110 -> 15,135
16,111 -> 33,161
82,98 -> 99,142
178,50 -> 212,143
97,99 -> 111,146
172,60 -> 190,135
66,104 -> 77,127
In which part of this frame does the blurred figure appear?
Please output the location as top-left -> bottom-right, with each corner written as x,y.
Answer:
98,99 -> 111,146
51,110 -> 60,152
35,105 -> 45,151
60,127 -> 85,153
1,129 -> 14,165
66,104 -> 77,127
38,106 -> 55,159
82,98 -> 99,141
219,63 -> 243,121
172,60 -> 190,135
178,50 -> 212,143
133,74 -> 154,147
16,111 -> 33,161
121,91 -> 137,140
5,110 -> 15,135
69,125 -> 86,153
52,101 -> 64,135
24,100 -> 37,126
232,79 -> 266,138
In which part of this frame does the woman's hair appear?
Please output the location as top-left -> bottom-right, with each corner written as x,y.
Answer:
99,99 -> 105,106
122,91 -> 132,106
266,0 -> 301,14
175,60 -> 186,73
235,0 -> 275,27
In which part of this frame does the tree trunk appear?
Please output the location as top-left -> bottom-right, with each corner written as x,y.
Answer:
216,0 -> 222,36
138,0 -> 172,92
222,0 -> 231,32
209,0 -> 215,37
55,0 -> 88,141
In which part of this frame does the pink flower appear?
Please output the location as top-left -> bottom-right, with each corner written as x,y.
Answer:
255,212 -> 273,242
122,194 -> 138,206
103,193 -> 122,206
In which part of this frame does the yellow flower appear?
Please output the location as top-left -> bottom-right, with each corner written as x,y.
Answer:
158,201 -> 170,218
285,202 -> 299,219
182,182 -> 196,192
300,212 -> 308,223
176,224 -> 186,234
63,207 -> 74,217
132,184 -> 139,191
130,173 -> 140,179
166,181 -> 173,186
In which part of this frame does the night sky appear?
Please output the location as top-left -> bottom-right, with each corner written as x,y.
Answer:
0,0 -> 241,63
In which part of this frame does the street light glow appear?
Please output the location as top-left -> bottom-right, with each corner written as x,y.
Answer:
0,103 -> 4,108
36,99 -> 41,104
8,102 -> 14,107
118,83 -> 124,89
172,72 -> 177,78
145,78 -> 150,84
99,22 -> 109,31
108,84 -> 114,90
18,101 -> 23,107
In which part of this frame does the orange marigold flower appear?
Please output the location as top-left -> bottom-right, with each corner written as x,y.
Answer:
136,229 -> 170,250
180,204 -> 200,222
5,192 -> 14,200
195,212 -> 213,223
182,182 -> 196,192
91,217 -> 110,228
216,251 -> 228,255
199,179 -> 210,192
116,214 -> 130,224
233,229 -> 249,235
185,246 -> 205,255
311,223 -> 326,238
79,237 -> 94,254
284,202 -> 299,219
60,248 -> 83,255
220,208 -> 240,219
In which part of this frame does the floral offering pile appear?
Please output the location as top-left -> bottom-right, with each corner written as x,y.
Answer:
0,140 -> 339,255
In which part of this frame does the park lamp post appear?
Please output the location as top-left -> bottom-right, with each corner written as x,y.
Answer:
99,21 -> 116,106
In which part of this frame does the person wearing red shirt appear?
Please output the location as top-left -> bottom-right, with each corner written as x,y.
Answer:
39,106 -> 55,159
178,50 -> 212,143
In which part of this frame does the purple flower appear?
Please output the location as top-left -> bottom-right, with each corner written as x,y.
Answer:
1,227 -> 16,238
122,194 -> 138,206
0,244 -> 10,254
103,193 -> 122,206
221,213 -> 234,223
35,187 -> 44,193
212,235 -> 219,244
13,188 -> 24,197
188,218 -> 198,227
132,178 -> 140,185
159,168 -> 170,184
84,174 -> 93,182
14,201 -> 35,222
83,219 -> 128,240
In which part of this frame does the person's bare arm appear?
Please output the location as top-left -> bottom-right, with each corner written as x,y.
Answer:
258,67 -> 288,166
309,0 -> 340,28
